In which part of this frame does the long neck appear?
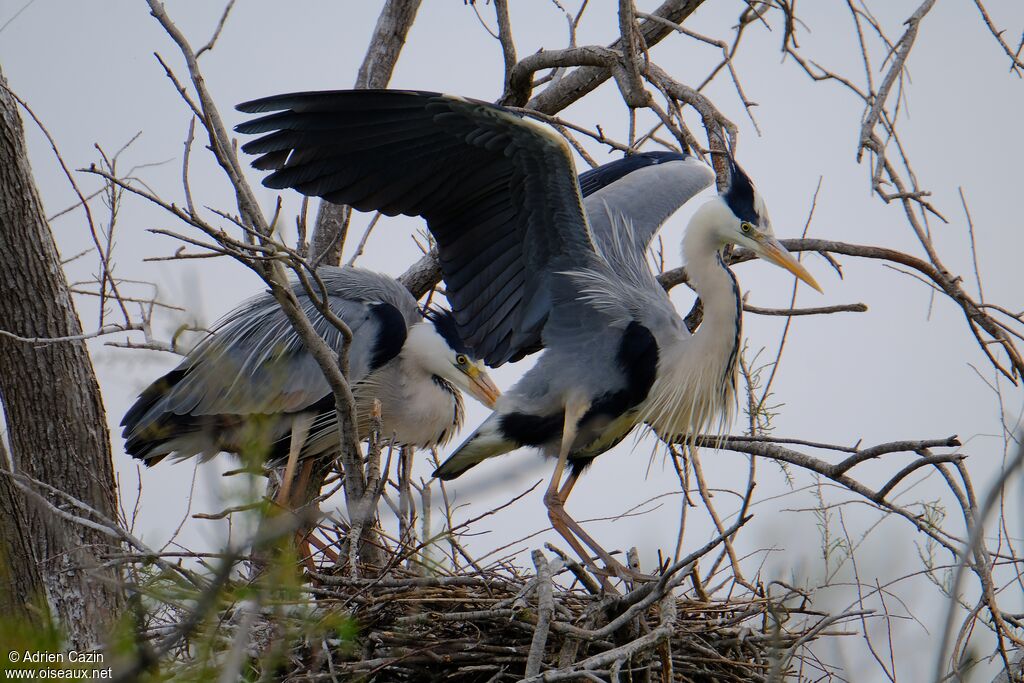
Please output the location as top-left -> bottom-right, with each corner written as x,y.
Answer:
639,206 -> 744,443
399,359 -> 465,447
397,324 -> 459,406
681,207 -> 742,398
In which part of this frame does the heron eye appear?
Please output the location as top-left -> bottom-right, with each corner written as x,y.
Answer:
456,354 -> 468,365
741,222 -> 753,233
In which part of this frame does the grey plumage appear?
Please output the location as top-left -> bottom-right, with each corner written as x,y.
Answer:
122,266 -> 496,465
236,92 -> 712,368
232,90 -> 723,472
581,150 -> 715,257
435,214 -> 686,479
237,90 -> 587,367
235,89 -> 821,574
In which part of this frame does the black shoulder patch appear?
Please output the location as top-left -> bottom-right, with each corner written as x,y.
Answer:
569,322 -> 657,477
617,321 -> 659,406
577,151 -> 689,199
722,157 -> 760,225
499,411 -> 564,448
424,307 -> 470,355
581,321 -> 658,423
369,303 -> 408,370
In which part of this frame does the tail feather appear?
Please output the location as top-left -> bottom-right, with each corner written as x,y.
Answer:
122,367 -> 192,465
433,415 -> 516,480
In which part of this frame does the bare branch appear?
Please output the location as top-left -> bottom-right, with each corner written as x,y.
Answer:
528,0 -> 706,114
744,302 -> 868,316
195,0 -> 235,58
972,0 -> 1024,75
857,1 -> 938,161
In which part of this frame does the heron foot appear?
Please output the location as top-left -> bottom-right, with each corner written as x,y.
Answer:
545,495 -> 631,591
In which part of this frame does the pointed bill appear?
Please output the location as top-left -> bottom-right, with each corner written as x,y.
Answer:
465,365 -> 501,408
757,237 -> 823,293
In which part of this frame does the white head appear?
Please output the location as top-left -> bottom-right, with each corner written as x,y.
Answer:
689,157 -> 822,292
403,309 -> 500,408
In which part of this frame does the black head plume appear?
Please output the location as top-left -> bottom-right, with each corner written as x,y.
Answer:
721,156 -> 763,227
424,307 -> 471,356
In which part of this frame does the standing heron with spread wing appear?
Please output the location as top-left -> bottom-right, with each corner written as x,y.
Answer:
234,90 -> 821,574
122,266 -> 500,507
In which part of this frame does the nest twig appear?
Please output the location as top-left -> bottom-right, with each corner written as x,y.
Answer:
272,550 -> 850,682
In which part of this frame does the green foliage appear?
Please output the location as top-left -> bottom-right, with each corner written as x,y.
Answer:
126,547 -> 359,681
0,607 -> 65,675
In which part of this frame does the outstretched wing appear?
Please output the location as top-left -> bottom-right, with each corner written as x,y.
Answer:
235,90 -> 596,367
580,151 -> 715,258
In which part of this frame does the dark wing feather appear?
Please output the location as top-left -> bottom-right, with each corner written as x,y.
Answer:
577,151 -> 686,196
236,90 -> 595,367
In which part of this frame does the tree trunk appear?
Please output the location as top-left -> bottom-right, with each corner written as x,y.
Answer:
309,0 -> 422,265
0,66 -> 123,648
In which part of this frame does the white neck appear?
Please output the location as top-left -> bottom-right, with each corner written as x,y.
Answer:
640,199 -> 741,442
683,201 -> 743,354
354,322 -> 464,447
402,321 -> 452,379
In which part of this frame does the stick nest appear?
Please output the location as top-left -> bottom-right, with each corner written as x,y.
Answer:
284,555 -> 827,682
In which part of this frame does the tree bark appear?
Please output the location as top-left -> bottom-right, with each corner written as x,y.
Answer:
309,0 -> 423,266
0,66 -> 123,647
526,0 -> 705,112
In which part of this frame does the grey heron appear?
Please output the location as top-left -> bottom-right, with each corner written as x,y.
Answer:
121,266 -> 500,506
234,90 -> 821,572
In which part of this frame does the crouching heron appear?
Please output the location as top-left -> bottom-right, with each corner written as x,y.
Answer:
122,266 -> 500,508
234,89 -> 821,576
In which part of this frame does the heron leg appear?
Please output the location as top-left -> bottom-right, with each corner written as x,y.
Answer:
272,414 -> 317,569
292,458 -> 318,568
276,413 -> 314,508
542,398 -> 619,589
556,470 -> 612,561
551,498 -> 634,576
547,429 -> 642,585
297,517 -> 339,573
542,399 -> 583,505
557,469 -> 580,504
293,459 -> 316,507
556,469 -> 656,582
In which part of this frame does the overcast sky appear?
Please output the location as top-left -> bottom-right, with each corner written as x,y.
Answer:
3,1 -> 1023,679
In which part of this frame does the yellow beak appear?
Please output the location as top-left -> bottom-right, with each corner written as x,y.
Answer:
757,237 -> 823,293
464,365 -> 501,408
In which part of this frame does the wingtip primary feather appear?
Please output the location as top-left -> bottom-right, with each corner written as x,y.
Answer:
433,418 -> 514,480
